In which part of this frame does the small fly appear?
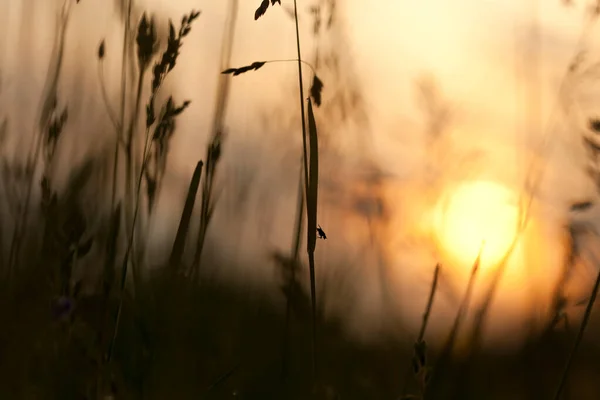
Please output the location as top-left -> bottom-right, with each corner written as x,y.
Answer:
317,225 -> 327,240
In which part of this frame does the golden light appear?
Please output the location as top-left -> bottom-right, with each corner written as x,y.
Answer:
434,180 -> 520,270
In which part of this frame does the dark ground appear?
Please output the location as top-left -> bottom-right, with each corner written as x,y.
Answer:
2,251 -> 600,400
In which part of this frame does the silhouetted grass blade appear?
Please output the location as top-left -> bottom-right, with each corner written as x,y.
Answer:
170,160 -> 203,272
307,97 -> 319,253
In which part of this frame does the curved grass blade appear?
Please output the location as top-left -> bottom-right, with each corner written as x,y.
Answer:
307,97 -> 319,254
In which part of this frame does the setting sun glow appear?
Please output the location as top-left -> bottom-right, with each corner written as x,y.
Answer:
435,180 -> 520,270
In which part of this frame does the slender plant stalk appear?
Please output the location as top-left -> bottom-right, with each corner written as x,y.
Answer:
191,138 -> 218,277
548,10 -> 600,399
544,225 -> 578,335
553,188 -> 600,398
292,2 -> 310,200
110,0 -> 203,342
212,0 -> 238,131
278,4 -> 324,372
450,237 -> 521,399
107,124 -> 154,362
281,163 -> 304,380
552,266 -> 600,399
425,246 -> 483,399
96,202 -> 121,398
7,0 -> 71,279
418,264 -> 440,342
401,263 -> 440,397
191,0 -> 237,275
291,0 -> 320,382
97,63 -> 121,133
292,166 -> 304,260
306,96 -> 320,382
264,58 -> 317,73
516,8 -> 597,235
110,0 -> 132,227
104,0 -> 132,369
125,67 -> 146,283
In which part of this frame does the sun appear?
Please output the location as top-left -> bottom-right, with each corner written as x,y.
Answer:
434,180 -> 520,269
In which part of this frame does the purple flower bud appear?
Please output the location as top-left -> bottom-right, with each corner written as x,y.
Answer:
52,296 -> 74,320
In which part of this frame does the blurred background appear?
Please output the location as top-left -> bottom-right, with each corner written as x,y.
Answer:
1,0 -> 600,398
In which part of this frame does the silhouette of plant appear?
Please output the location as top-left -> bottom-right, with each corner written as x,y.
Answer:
255,0 -> 281,20
105,7 -> 201,365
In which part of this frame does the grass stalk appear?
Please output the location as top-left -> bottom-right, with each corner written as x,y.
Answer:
106,0 -> 201,346
292,0 -> 310,202
107,123 -> 153,362
425,247 -> 483,399
553,256 -> 600,399
124,67 -> 146,284
190,134 -> 221,278
450,237 -> 521,399
290,0 -> 321,382
305,96 -> 320,382
6,0 -> 71,279
281,163 -> 305,380
110,0 -> 132,227
190,0 -> 237,276
170,160 -> 203,273
97,62 -> 121,133
545,224 -> 578,335
418,264 -> 441,342
401,263 -> 440,398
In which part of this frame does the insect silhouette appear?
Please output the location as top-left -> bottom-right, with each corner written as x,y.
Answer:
317,225 -> 327,240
